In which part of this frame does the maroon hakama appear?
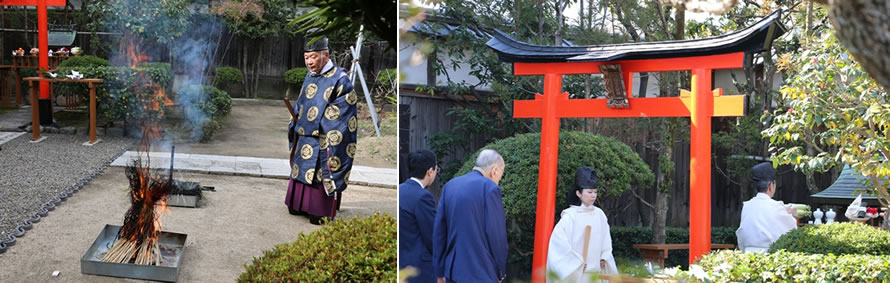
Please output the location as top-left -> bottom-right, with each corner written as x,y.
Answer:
285,180 -> 342,219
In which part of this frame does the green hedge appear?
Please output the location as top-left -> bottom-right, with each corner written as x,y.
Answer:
611,226 -> 737,268
692,250 -> 890,282
455,131 -> 654,277
53,63 -> 173,122
54,57 -> 110,106
284,68 -> 308,86
57,55 -> 110,68
214,66 -> 242,85
769,222 -> 890,255
238,212 -> 396,282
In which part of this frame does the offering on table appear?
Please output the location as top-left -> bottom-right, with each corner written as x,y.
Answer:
788,203 -> 811,218
16,48 -> 25,56
71,47 -> 82,55
57,47 -> 69,56
30,48 -> 38,55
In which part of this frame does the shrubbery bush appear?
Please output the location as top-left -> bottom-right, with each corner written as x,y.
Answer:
175,84 -> 232,142
692,250 -> 890,282
769,222 -> 890,255
611,226 -> 738,268
214,66 -> 242,85
55,55 -> 111,106
284,68 -> 308,86
455,131 -> 654,276
238,212 -> 396,282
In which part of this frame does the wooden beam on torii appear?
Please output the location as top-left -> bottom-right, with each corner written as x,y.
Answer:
487,10 -> 785,283
3,0 -> 66,136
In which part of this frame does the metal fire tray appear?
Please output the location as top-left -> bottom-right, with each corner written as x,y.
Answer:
167,180 -> 204,208
81,224 -> 187,282
167,194 -> 200,208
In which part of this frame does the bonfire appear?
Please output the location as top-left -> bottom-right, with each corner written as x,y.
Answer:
102,127 -> 172,265
101,32 -> 172,265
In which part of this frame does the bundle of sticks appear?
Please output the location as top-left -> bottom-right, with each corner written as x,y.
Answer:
102,157 -> 172,265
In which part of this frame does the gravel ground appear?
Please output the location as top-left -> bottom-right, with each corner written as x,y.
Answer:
0,134 -> 134,242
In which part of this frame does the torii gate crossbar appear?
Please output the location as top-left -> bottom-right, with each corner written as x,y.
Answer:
514,52 -> 746,282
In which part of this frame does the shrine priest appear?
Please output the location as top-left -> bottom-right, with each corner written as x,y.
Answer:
546,166 -> 618,283
285,33 -> 359,225
736,162 -> 799,252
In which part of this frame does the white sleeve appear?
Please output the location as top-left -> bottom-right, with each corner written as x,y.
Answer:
547,213 -> 584,280
600,212 -> 618,275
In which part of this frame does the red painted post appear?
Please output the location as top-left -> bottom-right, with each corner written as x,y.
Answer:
531,73 -> 562,283
37,0 -> 49,100
689,68 -> 713,264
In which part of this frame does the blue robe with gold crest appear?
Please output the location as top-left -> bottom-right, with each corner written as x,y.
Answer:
286,62 -> 358,217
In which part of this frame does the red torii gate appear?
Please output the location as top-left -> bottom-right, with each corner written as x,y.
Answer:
487,10 -> 784,282
4,0 -> 66,126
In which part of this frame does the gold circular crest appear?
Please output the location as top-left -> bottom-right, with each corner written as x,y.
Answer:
346,143 -> 356,158
327,130 -> 343,146
304,168 -> 315,183
300,144 -> 313,159
348,116 -> 357,132
307,106 -> 319,121
323,178 -> 335,192
312,130 -> 320,136
316,169 -> 324,182
305,83 -> 318,99
346,91 -> 358,105
290,163 -> 299,179
344,170 -> 351,182
329,156 -> 341,171
297,127 -> 305,136
323,86 -> 334,102
320,136 -> 329,150
324,105 -> 340,121
324,68 -> 337,78
337,85 -> 344,96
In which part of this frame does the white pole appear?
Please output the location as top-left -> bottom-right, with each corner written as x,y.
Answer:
351,45 -> 381,137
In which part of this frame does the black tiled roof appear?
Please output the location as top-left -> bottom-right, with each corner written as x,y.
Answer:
486,10 -> 786,63
812,165 -> 879,205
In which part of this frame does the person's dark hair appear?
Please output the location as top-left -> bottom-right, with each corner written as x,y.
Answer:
407,150 -> 437,179
754,180 -> 773,193
567,167 -> 598,206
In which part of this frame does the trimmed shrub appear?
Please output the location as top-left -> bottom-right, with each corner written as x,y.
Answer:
769,222 -> 890,255
54,56 -> 111,106
455,131 -> 654,276
214,66 -> 242,86
200,119 -> 220,143
57,55 -> 110,68
611,226 -> 738,268
694,250 -> 890,282
238,212 -> 396,282
97,64 -> 173,123
284,68 -> 308,86
175,84 -> 231,142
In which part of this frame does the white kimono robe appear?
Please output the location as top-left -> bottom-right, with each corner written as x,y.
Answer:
736,193 -> 797,252
546,204 -> 618,283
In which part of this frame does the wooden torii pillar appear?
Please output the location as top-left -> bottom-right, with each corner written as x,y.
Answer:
513,53 -> 745,281
3,0 -> 66,131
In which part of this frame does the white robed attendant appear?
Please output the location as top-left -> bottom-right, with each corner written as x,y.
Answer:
736,162 -> 798,253
546,167 -> 618,283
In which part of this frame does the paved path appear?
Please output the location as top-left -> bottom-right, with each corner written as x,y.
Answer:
0,132 -> 25,146
111,151 -> 397,188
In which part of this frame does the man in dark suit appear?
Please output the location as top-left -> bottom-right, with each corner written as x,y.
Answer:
399,150 -> 439,283
434,149 -> 508,283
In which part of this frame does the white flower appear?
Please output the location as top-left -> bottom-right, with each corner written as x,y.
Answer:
689,264 -> 710,280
